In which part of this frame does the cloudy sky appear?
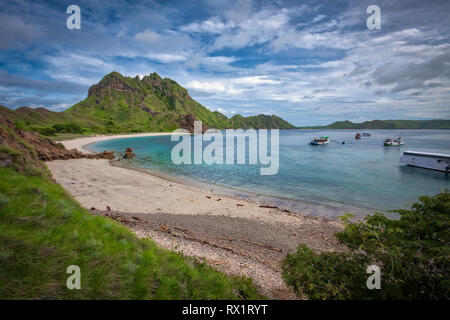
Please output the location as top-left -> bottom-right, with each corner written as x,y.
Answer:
0,0 -> 449,126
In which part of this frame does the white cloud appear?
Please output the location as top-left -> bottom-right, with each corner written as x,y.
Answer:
134,29 -> 160,44
186,75 -> 281,96
312,14 -> 326,23
181,17 -> 234,34
145,53 -> 187,63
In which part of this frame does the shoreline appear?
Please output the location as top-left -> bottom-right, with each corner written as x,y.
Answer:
47,134 -> 346,299
61,132 -> 176,154
81,132 -> 370,219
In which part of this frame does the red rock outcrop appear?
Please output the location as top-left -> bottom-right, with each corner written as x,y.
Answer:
0,113 -> 115,171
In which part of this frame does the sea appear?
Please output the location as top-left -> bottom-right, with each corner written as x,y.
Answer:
87,129 -> 450,219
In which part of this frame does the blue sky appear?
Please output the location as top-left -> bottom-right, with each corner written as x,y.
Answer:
0,0 -> 449,126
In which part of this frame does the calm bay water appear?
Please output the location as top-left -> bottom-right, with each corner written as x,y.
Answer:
88,130 -> 450,219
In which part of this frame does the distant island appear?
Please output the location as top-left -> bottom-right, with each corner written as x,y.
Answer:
0,71 -> 295,136
300,119 -> 450,130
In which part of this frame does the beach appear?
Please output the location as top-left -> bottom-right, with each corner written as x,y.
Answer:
47,134 -> 345,299
59,132 -> 176,154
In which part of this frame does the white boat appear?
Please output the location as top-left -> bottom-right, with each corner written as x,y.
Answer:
400,151 -> 450,172
309,136 -> 329,145
384,137 -> 404,146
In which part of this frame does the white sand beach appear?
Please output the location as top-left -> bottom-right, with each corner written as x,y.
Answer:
60,132 -> 175,153
46,134 -> 344,299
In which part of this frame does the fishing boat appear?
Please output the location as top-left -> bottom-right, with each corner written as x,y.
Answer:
384,137 -> 404,146
400,151 -> 450,172
309,136 -> 329,145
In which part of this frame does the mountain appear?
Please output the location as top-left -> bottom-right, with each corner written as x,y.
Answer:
230,114 -> 295,129
301,119 -> 450,129
0,72 -> 296,134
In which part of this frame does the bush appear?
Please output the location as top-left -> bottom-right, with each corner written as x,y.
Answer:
282,191 -> 450,300
52,123 -> 84,134
34,126 -> 57,136
14,120 -> 26,130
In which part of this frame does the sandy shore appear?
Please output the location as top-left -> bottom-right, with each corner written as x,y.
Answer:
47,134 -> 345,299
60,132 -> 175,153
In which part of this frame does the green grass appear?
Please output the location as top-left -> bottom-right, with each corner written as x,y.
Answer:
0,167 -> 263,300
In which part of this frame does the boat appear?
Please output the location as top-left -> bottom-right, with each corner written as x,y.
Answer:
355,133 -> 361,139
362,132 -> 371,137
400,151 -> 450,172
309,136 -> 329,145
384,137 -> 404,146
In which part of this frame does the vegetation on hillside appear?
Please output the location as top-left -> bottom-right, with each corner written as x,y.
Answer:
282,192 -> 450,300
301,119 -> 450,129
0,72 -> 296,135
230,114 -> 295,129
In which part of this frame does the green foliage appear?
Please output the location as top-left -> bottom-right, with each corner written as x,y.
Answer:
283,245 -> 371,299
282,191 -> 450,300
230,114 -> 296,129
31,126 -> 57,136
52,123 -> 84,134
14,120 -> 26,130
0,167 -> 263,299
0,146 -> 22,158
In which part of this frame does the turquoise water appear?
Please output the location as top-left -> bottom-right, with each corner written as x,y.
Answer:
88,130 -> 450,219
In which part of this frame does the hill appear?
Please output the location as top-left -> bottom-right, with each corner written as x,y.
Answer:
0,72 -> 295,135
301,119 -> 450,129
230,114 -> 295,129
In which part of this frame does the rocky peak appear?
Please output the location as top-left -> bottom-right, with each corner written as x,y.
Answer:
87,71 -> 192,102
88,72 -> 136,97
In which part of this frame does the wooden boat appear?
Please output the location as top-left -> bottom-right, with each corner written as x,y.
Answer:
309,136 -> 329,145
384,137 -> 404,146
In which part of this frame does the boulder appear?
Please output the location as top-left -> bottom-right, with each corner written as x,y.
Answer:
123,147 -> 136,159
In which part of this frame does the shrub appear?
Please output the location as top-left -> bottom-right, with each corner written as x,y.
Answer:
14,120 -> 26,130
52,123 -> 84,134
31,126 -> 57,136
282,191 -> 450,300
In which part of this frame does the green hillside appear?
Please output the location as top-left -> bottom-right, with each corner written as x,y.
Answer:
0,72 -> 296,135
230,114 -> 296,129
302,119 -> 450,129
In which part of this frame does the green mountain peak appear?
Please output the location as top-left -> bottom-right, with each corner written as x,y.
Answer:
0,71 -> 297,134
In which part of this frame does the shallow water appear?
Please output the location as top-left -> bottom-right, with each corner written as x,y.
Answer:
88,129 -> 450,219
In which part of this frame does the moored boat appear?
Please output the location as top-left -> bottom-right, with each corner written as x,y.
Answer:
400,151 -> 450,172
309,136 -> 329,145
384,137 -> 404,146
362,132 -> 371,137
355,133 -> 361,139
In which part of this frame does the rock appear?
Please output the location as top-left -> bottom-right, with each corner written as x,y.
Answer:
98,150 -> 115,160
122,147 -> 136,159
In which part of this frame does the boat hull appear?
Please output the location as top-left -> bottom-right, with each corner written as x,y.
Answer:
310,141 -> 329,145
400,152 -> 450,172
384,142 -> 404,146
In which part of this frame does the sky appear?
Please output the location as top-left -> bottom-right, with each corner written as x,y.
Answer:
0,0 -> 449,126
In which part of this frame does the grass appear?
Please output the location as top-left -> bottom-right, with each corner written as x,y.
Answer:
0,166 -> 263,299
